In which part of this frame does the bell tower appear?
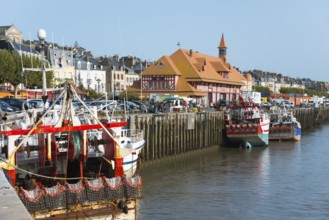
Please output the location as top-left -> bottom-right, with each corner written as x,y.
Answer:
218,34 -> 227,58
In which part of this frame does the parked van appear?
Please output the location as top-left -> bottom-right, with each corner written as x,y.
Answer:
163,97 -> 186,111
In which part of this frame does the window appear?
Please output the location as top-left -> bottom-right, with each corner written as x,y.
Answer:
156,62 -> 164,66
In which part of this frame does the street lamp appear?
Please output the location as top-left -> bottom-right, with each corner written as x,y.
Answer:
96,78 -> 101,93
37,29 -> 48,106
140,62 -> 143,101
77,60 -> 81,87
112,66 -> 115,100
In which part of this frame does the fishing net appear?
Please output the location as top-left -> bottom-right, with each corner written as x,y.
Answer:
43,182 -> 66,210
19,184 -> 46,213
123,175 -> 142,199
103,176 -> 125,200
85,177 -> 105,202
65,180 -> 87,206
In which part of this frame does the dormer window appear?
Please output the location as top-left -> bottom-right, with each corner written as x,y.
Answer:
156,62 -> 164,66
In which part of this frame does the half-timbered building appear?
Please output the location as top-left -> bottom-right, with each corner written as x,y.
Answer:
127,35 -> 246,106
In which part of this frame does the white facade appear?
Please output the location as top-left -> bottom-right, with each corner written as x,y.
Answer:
78,67 -> 106,94
126,73 -> 140,87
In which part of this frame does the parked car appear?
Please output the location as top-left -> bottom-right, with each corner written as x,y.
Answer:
0,98 -> 29,110
260,102 -> 273,108
0,100 -> 20,112
88,100 -> 115,110
215,100 -> 231,110
132,101 -> 155,113
27,99 -> 49,109
117,102 -> 140,112
279,100 -> 294,108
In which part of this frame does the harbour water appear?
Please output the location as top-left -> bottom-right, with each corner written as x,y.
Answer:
137,124 -> 329,220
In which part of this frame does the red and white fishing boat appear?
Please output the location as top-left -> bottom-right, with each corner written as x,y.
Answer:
0,82 -> 143,219
224,96 -> 270,148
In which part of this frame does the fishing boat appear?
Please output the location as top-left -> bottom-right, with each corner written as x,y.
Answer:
269,108 -> 301,141
223,96 -> 270,148
0,82 -> 144,219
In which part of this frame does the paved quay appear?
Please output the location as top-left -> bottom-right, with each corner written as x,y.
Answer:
0,169 -> 32,220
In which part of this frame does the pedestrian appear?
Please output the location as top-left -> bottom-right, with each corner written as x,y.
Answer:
184,101 -> 188,112
164,102 -> 170,113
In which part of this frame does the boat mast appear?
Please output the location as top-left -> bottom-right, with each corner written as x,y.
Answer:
38,29 -> 48,107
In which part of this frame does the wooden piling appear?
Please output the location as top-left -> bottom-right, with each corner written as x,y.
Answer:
127,108 -> 329,163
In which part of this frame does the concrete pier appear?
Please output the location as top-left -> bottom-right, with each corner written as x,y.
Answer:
0,169 -> 32,220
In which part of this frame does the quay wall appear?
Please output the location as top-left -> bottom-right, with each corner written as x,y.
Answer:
129,112 -> 224,162
127,107 -> 329,162
0,169 -> 32,220
293,107 -> 329,129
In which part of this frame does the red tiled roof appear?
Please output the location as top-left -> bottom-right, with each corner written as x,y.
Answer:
141,56 -> 181,76
170,49 -> 244,85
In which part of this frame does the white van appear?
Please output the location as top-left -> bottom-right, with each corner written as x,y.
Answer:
163,97 -> 186,111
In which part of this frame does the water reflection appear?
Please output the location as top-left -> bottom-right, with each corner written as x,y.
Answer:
138,124 -> 329,220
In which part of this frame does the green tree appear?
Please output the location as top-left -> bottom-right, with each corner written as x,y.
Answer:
118,92 -> 139,101
0,50 -> 54,97
0,50 -> 17,91
84,89 -> 103,100
22,54 -> 54,89
0,50 -> 16,83
252,85 -> 271,94
10,52 -> 24,97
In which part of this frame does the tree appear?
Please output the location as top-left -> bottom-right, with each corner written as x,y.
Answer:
10,52 -> 24,97
0,50 -> 17,91
252,85 -> 270,94
22,54 -> 54,89
0,50 -> 54,97
84,89 -> 103,100
118,92 -> 139,101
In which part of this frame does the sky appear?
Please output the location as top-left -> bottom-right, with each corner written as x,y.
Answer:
1,0 -> 329,81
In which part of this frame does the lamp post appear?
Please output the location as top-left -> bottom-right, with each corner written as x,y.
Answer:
140,62 -> 142,101
96,78 -> 101,93
75,59 -> 81,87
37,29 -> 48,107
112,67 -> 115,100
